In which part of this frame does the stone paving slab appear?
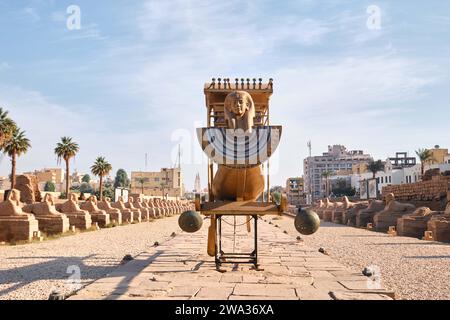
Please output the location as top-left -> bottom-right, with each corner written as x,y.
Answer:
68,217 -> 394,300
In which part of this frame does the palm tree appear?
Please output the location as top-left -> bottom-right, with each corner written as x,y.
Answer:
367,160 -> 384,179
136,177 -> 148,194
54,137 -> 79,199
321,171 -> 333,197
415,148 -> 434,176
91,156 -> 112,201
3,128 -> 31,189
0,107 -> 17,148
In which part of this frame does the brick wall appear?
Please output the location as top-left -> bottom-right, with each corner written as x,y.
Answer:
381,175 -> 450,202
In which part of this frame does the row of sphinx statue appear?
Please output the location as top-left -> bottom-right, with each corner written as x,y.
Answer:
0,189 -> 194,242
311,193 -> 450,243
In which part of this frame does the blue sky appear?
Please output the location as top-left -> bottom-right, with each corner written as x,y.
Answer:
0,0 -> 449,189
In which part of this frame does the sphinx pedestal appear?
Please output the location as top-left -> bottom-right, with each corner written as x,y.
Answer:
89,212 -> 110,227
323,209 -> 334,222
0,215 -> 39,242
64,212 -> 92,230
373,212 -> 408,232
396,208 -> 435,239
427,217 -> 450,243
332,209 -> 345,224
121,210 -> 133,223
34,215 -> 70,235
343,205 -> 368,226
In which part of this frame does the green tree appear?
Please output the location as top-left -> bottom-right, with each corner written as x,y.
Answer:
3,128 -> 31,189
44,181 -> 56,192
321,171 -> 333,197
415,148 -> 435,176
55,137 -> 79,199
94,187 -> 114,201
79,182 -> 93,194
136,177 -> 149,194
81,174 -> 91,183
331,178 -> 356,197
91,156 -> 112,201
367,160 -> 384,179
114,169 -> 130,188
0,107 -> 16,148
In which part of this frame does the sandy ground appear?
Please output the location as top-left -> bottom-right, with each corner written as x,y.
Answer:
272,215 -> 450,300
2,214 -> 450,300
0,216 -> 180,300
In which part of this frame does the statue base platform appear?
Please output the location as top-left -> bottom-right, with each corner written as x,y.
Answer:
427,217 -> 450,243
90,212 -> 110,227
331,210 -> 344,224
132,211 -> 141,223
200,200 -> 282,216
35,214 -> 70,235
356,212 -> 377,228
106,210 -> 122,225
120,210 -> 133,223
397,216 -> 433,238
0,214 -> 39,242
139,209 -> 150,221
374,212 -> 409,232
323,209 -> 333,222
64,212 -> 92,230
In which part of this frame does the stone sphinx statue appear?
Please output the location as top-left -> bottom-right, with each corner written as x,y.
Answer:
154,198 -> 167,216
98,197 -> 122,225
0,189 -> 28,217
315,198 -> 332,219
23,193 -> 70,235
161,199 -> 173,216
125,197 -> 142,222
0,189 -> 39,242
211,91 -> 264,202
356,199 -> 385,227
323,199 -> 344,222
397,207 -> 435,238
56,193 -> 92,230
80,195 -> 110,227
15,175 -> 41,204
427,192 -> 450,243
132,197 -> 151,221
144,198 -> 161,218
373,193 -> 416,232
342,200 -> 369,226
111,196 -> 134,223
331,196 -> 368,224
315,200 -> 324,210
139,198 -> 156,219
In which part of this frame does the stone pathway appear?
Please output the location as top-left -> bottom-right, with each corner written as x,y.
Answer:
69,216 -> 394,300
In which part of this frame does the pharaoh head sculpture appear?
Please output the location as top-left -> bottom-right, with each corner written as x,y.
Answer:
224,91 -> 255,132
70,193 -> 78,203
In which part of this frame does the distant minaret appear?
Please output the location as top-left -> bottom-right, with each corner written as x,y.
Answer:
194,173 -> 201,192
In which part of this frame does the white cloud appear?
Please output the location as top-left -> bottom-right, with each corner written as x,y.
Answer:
22,7 -> 40,22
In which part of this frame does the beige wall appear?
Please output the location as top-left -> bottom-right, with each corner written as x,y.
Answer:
425,148 -> 449,165
131,167 -> 184,197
